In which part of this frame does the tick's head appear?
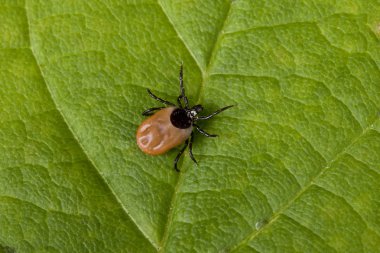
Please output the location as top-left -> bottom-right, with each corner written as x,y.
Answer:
187,104 -> 203,120
192,104 -> 203,113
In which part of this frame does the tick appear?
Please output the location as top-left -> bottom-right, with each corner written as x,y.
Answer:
136,64 -> 233,172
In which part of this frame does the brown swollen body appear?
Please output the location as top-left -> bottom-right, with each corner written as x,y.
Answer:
136,107 -> 193,155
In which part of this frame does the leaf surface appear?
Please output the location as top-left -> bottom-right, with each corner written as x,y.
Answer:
0,0 -> 379,252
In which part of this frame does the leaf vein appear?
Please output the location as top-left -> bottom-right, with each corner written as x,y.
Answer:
230,116 -> 380,252
316,185 -> 380,240
157,1 -> 233,251
156,0 -> 203,73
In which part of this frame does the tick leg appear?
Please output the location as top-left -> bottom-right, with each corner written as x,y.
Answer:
174,139 -> 189,172
178,63 -> 189,109
188,132 -> 197,165
142,107 -> 165,116
147,89 -> 175,106
194,124 -> 218,137
196,105 -> 234,120
177,95 -> 184,108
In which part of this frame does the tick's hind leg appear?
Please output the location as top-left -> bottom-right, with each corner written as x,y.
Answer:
174,139 -> 189,172
142,107 -> 165,116
188,132 -> 197,165
147,89 -> 175,106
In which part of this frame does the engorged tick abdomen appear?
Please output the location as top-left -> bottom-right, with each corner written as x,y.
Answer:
136,107 -> 193,155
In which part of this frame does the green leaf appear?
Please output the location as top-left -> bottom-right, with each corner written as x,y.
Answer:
1,0 -> 379,252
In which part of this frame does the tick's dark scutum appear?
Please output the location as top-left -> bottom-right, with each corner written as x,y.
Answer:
170,108 -> 192,129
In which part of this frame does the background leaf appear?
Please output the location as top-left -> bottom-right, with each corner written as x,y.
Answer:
0,0 -> 379,252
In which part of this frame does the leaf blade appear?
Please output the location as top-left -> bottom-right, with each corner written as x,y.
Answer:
0,0 -> 379,252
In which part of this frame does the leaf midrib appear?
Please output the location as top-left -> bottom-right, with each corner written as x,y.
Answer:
156,0 -> 233,251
